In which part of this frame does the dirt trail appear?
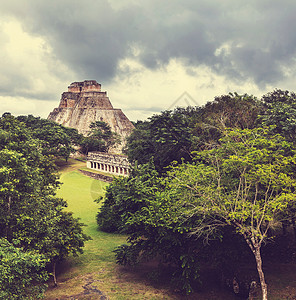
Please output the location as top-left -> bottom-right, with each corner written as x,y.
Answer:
56,274 -> 108,300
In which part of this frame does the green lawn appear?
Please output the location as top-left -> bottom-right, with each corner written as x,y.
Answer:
45,160 -> 127,298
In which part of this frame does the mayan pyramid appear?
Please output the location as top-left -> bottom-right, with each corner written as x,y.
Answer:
48,80 -> 134,152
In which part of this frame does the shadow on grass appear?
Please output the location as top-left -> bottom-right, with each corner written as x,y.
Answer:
113,261 -> 241,300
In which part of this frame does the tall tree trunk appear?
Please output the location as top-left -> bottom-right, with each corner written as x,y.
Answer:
281,220 -> 289,236
52,261 -> 57,287
254,246 -> 268,300
244,236 -> 268,300
291,217 -> 296,243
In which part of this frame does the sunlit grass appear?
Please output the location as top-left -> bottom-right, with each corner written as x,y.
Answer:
45,160 -> 127,298
57,163 -> 127,272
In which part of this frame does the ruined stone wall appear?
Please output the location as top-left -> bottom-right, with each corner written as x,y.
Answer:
87,151 -> 130,176
58,91 -> 112,110
68,80 -> 101,93
79,169 -> 113,182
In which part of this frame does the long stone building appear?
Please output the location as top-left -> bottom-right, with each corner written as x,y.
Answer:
48,80 -> 134,153
87,151 -> 130,176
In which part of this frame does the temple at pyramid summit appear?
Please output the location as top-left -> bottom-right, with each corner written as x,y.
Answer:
48,80 -> 134,153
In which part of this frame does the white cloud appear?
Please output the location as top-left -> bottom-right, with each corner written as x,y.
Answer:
0,18 -> 75,117
0,96 -> 57,117
106,58 -> 267,121
1,18 -> 75,96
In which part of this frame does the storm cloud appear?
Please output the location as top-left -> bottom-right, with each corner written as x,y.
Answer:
1,0 -> 296,121
2,0 -> 296,87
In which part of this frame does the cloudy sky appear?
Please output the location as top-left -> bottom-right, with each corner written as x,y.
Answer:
1,0 -> 296,121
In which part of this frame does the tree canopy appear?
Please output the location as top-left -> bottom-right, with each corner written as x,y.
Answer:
0,238 -> 48,300
258,89 -> 296,142
165,128 -> 296,299
81,121 -> 121,154
126,108 -> 195,173
97,89 -> 296,298
126,93 -> 262,173
0,113 -> 90,297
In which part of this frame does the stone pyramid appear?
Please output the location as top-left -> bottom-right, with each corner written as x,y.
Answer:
48,80 -> 134,152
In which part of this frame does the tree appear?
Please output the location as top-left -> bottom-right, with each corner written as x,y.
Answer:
0,238 -> 48,299
17,115 -> 82,161
166,128 -> 296,299
125,120 -> 154,166
126,96 -> 261,173
259,89 -> 296,142
98,161 -> 202,293
0,113 -> 90,291
96,160 -> 162,233
191,93 -> 262,150
81,121 -> 121,154
126,108 -> 195,173
0,114 -> 60,242
38,211 -> 91,286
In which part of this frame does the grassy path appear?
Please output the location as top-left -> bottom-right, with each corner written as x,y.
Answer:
44,159 -> 177,300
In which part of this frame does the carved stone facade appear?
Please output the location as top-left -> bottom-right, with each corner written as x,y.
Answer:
86,151 -> 130,176
48,80 -> 134,153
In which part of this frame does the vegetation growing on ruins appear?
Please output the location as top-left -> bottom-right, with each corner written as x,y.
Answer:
97,89 -> 296,298
81,120 -> 121,154
17,115 -> 121,158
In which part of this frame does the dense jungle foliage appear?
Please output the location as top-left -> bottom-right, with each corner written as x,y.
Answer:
97,90 -> 296,299
0,113 -> 90,299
